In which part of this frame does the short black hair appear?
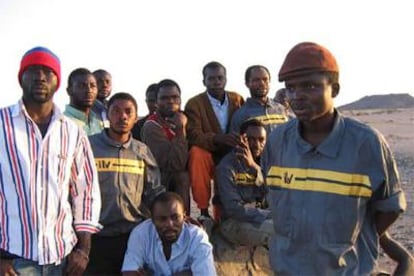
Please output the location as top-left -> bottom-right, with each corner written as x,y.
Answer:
146,83 -> 158,97
155,79 -> 181,100
93,69 -> 111,77
239,119 -> 265,135
150,192 -> 185,214
67,67 -> 93,88
202,61 -> 226,79
107,92 -> 138,113
245,65 -> 271,83
274,88 -> 287,100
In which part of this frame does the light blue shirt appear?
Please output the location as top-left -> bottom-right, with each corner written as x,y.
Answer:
206,92 -> 229,133
64,105 -> 104,136
122,219 -> 216,276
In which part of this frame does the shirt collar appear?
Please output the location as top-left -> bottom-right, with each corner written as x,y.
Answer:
12,99 -> 65,123
100,129 -> 133,149
245,97 -> 274,107
64,104 -> 98,122
206,91 -> 228,107
295,110 -> 344,158
174,223 -> 188,249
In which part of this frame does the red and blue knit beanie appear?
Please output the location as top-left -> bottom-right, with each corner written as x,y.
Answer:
18,46 -> 61,89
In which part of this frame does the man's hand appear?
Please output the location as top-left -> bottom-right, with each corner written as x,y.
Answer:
235,134 -> 256,167
65,249 -> 89,275
213,132 -> 240,148
165,112 -> 188,136
0,259 -> 18,276
66,232 -> 91,275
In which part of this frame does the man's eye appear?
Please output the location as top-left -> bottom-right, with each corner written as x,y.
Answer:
305,82 -> 322,90
44,68 -> 53,75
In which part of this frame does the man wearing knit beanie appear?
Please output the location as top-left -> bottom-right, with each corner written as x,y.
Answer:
18,46 -> 61,90
0,47 -> 102,275
262,42 -> 409,274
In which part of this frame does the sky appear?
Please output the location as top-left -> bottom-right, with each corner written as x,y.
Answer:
1,0 -> 413,116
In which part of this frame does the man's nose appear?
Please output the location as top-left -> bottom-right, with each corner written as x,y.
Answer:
86,84 -> 96,93
164,218 -> 174,227
120,112 -> 128,119
33,69 -> 47,81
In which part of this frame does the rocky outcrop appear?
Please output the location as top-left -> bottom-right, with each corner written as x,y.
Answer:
211,228 -> 273,275
339,93 -> 414,110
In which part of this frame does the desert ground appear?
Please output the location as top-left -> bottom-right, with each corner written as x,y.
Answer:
342,107 -> 414,273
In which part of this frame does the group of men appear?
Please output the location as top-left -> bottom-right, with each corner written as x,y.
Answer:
0,42 -> 412,276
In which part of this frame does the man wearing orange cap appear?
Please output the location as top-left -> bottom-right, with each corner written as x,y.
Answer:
0,47 -> 102,275
262,42 -> 407,274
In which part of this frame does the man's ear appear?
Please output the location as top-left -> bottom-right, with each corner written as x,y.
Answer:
66,86 -> 72,96
331,83 -> 340,98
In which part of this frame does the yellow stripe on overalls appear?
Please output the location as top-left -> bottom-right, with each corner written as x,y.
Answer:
252,114 -> 288,125
266,166 -> 372,197
95,158 -> 145,174
235,173 -> 257,186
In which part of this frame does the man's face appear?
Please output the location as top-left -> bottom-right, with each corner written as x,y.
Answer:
156,85 -> 181,118
67,74 -> 98,110
203,67 -> 226,98
146,89 -> 157,114
152,200 -> 185,244
245,125 -> 266,159
21,65 -> 58,104
285,73 -> 338,122
107,99 -> 137,135
246,67 -> 270,99
95,72 -> 112,100
274,89 -> 289,108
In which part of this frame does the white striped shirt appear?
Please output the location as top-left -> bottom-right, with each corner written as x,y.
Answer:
0,100 -> 102,265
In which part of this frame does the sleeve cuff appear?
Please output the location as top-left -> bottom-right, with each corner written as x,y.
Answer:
74,221 -> 103,233
372,190 -> 407,213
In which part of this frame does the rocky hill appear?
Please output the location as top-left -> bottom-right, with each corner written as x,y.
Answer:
339,93 -> 414,110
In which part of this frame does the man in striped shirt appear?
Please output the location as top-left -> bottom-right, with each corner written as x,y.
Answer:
0,47 -> 102,275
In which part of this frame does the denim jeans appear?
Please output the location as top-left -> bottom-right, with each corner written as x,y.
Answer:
13,257 -> 67,276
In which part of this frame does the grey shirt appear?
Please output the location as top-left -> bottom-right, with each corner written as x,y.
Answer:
89,131 -> 164,236
230,97 -> 288,135
216,151 -> 269,224
261,110 -> 406,275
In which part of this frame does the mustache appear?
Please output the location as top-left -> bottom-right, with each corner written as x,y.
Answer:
32,84 -> 47,90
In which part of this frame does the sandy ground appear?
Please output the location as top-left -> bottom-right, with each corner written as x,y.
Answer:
342,108 -> 414,157
342,108 -> 414,273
